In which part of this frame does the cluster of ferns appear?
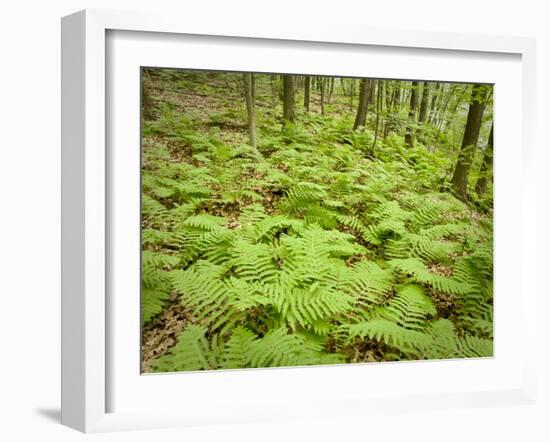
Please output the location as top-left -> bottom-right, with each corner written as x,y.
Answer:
141,86 -> 493,373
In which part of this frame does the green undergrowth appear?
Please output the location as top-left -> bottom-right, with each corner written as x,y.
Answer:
141,71 -> 493,372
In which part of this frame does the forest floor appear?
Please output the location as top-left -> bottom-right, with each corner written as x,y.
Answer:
140,70 -> 493,373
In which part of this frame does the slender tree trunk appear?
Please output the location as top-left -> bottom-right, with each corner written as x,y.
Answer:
327,77 -> 335,103
368,80 -> 376,106
243,73 -> 256,147
320,77 -> 326,115
450,84 -> 488,201
418,81 -> 429,123
304,76 -> 310,112
282,75 -> 296,124
384,81 -> 391,110
383,81 -> 392,139
349,79 -> 355,111
404,81 -> 420,147
435,84 -> 457,137
475,122 -> 494,197
428,82 -> 440,124
372,80 -> 382,154
270,75 -> 277,107
353,78 -> 370,130
392,81 -> 401,111
141,69 -> 154,121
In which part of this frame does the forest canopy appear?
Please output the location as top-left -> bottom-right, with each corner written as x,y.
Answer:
140,69 -> 493,373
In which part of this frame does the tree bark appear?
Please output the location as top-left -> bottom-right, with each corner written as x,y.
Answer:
243,73 -> 256,147
327,77 -> 335,103
353,78 -> 370,130
404,81 -> 420,147
320,77 -> 326,115
475,122 -> 494,197
304,76 -> 310,112
392,81 -> 401,111
282,75 -> 296,124
450,84 -> 488,201
141,69 -> 154,121
385,81 -> 393,111
372,80 -> 382,154
368,80 -> 376,106
428,82 -> 440,124
418,81 -> 429,124
349,79 -> 355,111
270,75 -> 277,107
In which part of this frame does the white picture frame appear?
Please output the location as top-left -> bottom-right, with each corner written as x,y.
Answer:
61,9 -> 537,433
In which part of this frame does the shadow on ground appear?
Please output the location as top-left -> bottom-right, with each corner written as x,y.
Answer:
35,408 -> 61,423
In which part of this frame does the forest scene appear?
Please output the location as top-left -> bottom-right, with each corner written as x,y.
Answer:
140,68 -> 494,373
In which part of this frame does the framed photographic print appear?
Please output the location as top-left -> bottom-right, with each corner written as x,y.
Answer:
61,9 -> 537,433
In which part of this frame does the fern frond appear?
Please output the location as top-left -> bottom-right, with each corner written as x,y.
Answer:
219,327 -> 257,369
385,233 -> 462,263
152,325 -> 211,372
142,250 -> 180,268
230,240 -> 278,283
389,258 -> 472,295
171,268 -> 234,329
268,280 -> 353,330
453,335 -> 493,358
344,319 -> 432,352
141,261 -> 172,324
251,215 -> 303,242
339,261 -> 394,306
375,284 -> 436,330
181,214 -> 227,231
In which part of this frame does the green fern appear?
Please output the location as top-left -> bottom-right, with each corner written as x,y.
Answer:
344,319 -> 432,353
389,258 -> 472,295
142,70 -> 493,372
152,325 -> 211,372
374,284 -> 436,330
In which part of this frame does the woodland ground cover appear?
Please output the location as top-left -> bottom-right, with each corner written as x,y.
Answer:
140,69 -> 493,373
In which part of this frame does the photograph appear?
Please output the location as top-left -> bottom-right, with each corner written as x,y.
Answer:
140,68 -> 494,373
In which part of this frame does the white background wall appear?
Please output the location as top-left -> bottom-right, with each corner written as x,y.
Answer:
0,1 -> 547,440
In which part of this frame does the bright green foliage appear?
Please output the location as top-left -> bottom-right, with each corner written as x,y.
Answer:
141,251 -> 179,324
389,258 -> 473,295
141,70 -> 493,372
152,324 -> 211,371
345,319 -> 432,353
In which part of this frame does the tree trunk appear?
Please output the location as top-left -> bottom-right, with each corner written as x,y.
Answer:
372,80 -> 382,154
270,75 -> 277,107
349,79 -> 355,111
304,76 -> 310,112
404,81 -> 420,147
368,80 -> 376,106
320,77 -> 326,115
418,81 -> 429,123
428,82 -> 440,124
141,69 -> 154,121
384,81 -> 392,110
353,78 -> 370,130
327,77 -> 335,103
435,84 -> 457,136
450,84 -> 488,201
243,73 -> 256,147
475,122 -> 494,197
392,81 -> 401,110
282,75 -> 296,124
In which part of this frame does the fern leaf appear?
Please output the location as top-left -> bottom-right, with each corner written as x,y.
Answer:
152,325 -> 211,372
389,258 -> 472,295
344,319 -> 431,352
220,327 -> 257,369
